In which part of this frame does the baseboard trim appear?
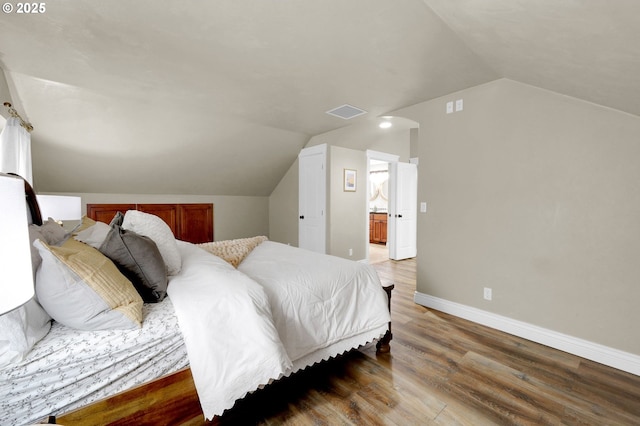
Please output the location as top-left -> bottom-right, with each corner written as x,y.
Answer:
414,291 -> 640,376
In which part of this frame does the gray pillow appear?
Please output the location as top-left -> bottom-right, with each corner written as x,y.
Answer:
39,219 -> 69,245
28,219 -> 71,275
109,211 -> 124,227
99,224 -> 168,302
122,210 -> 181,275
74,221 -> 111,249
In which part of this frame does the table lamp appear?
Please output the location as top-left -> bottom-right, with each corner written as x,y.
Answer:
36,194 -> 81,224
0,173 -> 34,314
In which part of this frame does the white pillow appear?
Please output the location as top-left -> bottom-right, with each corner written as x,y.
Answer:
74,221 -> 112,249
122,210 -> 181,275
0,299 -> 51,368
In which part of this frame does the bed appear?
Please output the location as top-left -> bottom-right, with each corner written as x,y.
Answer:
1,193 -> 392,425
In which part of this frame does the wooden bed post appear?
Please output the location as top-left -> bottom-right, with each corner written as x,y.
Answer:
376,284 -> 394,353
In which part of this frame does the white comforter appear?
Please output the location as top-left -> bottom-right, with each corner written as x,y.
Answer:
168,241 -> 390,420
239,241 -> 391,363
167,242 -> 291,418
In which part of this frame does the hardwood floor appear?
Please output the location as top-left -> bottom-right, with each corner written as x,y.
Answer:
369,242 -> 389,264
209,257 -> 640,425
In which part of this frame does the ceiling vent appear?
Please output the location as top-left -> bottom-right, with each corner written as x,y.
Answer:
326,104 -> 367,120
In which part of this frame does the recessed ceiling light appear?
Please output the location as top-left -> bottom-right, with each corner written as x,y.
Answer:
379,121 -> 392,129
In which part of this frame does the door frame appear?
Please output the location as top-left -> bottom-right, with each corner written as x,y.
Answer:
365,150 -> 399,262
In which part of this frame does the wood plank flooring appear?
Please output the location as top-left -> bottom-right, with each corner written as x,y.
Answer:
209,257 -> 640,425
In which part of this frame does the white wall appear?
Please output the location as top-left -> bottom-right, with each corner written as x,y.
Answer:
394,78 -> 640,357
328,146 -> 367,260
268,158 -> 299,246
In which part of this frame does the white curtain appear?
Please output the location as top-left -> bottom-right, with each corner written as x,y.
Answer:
0,116 -> 32,185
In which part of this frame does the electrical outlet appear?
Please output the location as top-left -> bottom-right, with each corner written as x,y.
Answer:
455,99 -> 464,111
483,287 -> 492,301
349,248 -> 353,256
420,202 -> 427,213
446,101 -> 454,114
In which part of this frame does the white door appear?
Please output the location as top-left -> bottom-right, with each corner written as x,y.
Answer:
388,162 -> 417,260
298,144 -> 326,253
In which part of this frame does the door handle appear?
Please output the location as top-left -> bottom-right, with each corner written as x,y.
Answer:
299,215 -> 305,219
395,214 -> 403,218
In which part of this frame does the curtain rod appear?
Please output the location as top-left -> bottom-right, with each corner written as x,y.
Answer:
3,102 -> 33,133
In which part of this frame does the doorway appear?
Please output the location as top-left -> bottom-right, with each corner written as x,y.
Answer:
366,150 -> 418,263
368,158 -> 390,262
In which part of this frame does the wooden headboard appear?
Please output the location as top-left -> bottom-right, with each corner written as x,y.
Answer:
86,203 -> 214,244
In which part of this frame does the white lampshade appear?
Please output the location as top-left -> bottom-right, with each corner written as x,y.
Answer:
36,194 -> 81,221
0,174 -> 35,314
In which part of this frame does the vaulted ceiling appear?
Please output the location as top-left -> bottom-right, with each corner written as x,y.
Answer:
1,0 -> 638,195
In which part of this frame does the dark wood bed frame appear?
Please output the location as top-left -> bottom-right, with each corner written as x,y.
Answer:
33,202 -> 394,425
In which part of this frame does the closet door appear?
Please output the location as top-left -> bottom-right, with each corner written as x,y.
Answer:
139,203 -> 213,243
87,204 -> 135,224
177,204 -> 213,243
298,144 -> 326,253
87,203 -> 213,243
138,204 -> 179,237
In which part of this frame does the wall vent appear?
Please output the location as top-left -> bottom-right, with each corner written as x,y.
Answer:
325,104 -> 367,120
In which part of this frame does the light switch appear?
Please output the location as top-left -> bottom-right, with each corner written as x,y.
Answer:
446,101 -> 453,114
420,202 -> 427,213
455,99 -> 463,112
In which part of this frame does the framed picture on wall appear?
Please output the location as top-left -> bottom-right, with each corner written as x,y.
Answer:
344,169 -> 357,192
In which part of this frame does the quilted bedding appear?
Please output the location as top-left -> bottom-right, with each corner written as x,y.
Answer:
2,238 -> 390,424
1,298 -> 189,426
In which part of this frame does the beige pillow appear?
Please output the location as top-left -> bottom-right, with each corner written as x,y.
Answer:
34,238 -> 143,330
